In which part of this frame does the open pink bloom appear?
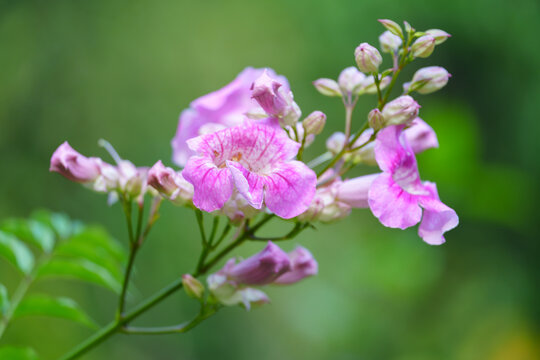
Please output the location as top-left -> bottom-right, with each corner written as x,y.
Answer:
274,246 -> 318,284
251,70 -> 301,127
368,125 -> 458,245
182,122 -> 316,219
50,142 -> 102,183
171,67 -> 288,167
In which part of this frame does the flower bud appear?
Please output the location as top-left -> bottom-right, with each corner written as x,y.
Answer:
368,108 -> 385,131
410,66 -> 450,94
425,29 -> 451,45
297,181 -> 351,223
207,273 -> 269,310
274,247 -> 318,285
338,67 -> 366,94
411,35 -> 436,58
336,174 -> 378,208
378,19 -> 403,38
313,78 -> 341,97
182,274 -> 204,300
148,161 -> 194,204
381,95 -> 420,125
361,75 -> 390,94
379,31 -> 402,53
354,43 -> 382,73
251,70 -> 301,126
50,142 -> 102,183
225,242 -> 291,285
302,111 -> 326,136
326,132 -> 346,154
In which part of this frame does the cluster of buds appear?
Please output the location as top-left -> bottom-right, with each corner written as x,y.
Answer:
206,242 -> 317,309
314,67 -> 390,98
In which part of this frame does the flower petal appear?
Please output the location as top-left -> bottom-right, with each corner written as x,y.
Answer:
182,156 -> 233,212
417,182 -> 459,245
368,173 -> 422,229
263,161 -> 317,219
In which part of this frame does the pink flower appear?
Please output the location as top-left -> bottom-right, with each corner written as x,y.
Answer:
251,70 -> 301,127
404,117 -> 439,153
171,67 -> 288,167
274,246 -> 318,284
50,142 -> 102,183
182,122 -> 317,219
368,125 -> 458,244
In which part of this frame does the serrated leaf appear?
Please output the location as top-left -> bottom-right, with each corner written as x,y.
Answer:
0,231 -> 34,274
0,284 -> 9,316
37,258 -> 121,293
13,294 -> 97,329
31,210 -> 73,240
0,346 -> 39,360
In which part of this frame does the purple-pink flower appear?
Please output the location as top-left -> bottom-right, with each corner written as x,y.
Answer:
368,125 -> 458,245
182,122 -> 317,219
171,67 -> 288,167
274,246 -> 318,285
50,142 -> 102,183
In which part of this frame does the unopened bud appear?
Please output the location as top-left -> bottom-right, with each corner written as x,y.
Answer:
425,29 -> 451,45
378,19 -> 403,39
381,95 -> 420,125
354,43 -> 382,73
368,108 -> 385,130
338,67 -> 366,94
411,35 -> 436,58
302,111 -> 326,136
410,66 -> 451,94
379,31 -> 402,53
403,21 -> 415,35
182,274 -> 204,300
326,132 -> 346,154
313,78 -> 341,97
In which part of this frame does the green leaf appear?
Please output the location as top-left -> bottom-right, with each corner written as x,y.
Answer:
1,219 -> 55,253
0,346 -> 39,360
30,210 -> 74,240
63,227 -> 126,264
37,258 -> 121,293
0,284 -> 8,316
13,294 -> 97,329
0,231 -> 34,274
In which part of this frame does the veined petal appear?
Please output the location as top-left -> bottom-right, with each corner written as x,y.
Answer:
405,118 -> 439,154
182,156 -> 233,212
417,182 -> 459,245
368,173 -> 422,229
374,124 -> 408,173
226,161 -> 264,209
264,161 -> 317,219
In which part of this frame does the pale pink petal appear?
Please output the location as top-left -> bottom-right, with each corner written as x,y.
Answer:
337,173 -> 379,208
417,182 -> 459,245
405,118 -> 439,154
226,161 -> 264,209
264,161 -> 317,219
374,124 -> 408,173
368,173 -> 422,229
181,156 -> 233,212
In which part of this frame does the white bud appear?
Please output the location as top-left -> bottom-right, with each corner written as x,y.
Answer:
425,29 -> 451,45
379,31 -> 402,53
410,66 -> 451,94
355,43 -> 382,73
313,78 -> 342,97
411,35 -> 436,58
338,67 -> 366,94
302,111 -> 326,136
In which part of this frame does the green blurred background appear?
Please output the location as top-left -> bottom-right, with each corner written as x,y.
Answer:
1,0 -> 539,359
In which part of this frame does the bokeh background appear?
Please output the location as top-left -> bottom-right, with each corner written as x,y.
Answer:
1,0 -> 539,359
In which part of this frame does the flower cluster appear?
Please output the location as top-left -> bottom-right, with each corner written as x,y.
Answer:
49,19 -> 458,313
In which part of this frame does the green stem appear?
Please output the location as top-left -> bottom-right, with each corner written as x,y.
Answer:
0,275 -> 32,339
59,214 -> 275,360
248,222 -> 310,242
194,210 -> 207,246
116,242 -> 139,319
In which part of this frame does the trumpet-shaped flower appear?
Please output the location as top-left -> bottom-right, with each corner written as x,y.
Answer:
274,246 -> 318,284
147,160 -> 193,205
171,67 -> 288,166
182,122 -> 316,219
368,125 -> 458,244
